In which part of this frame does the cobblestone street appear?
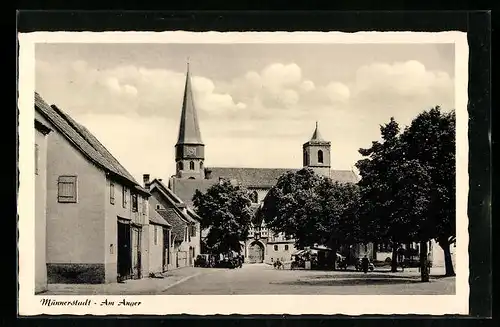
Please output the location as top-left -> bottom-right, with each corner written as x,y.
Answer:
41,263 -> 455,296
162,263 -> 456,295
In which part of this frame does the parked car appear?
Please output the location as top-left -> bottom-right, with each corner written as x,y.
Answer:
194,254 -> 212,267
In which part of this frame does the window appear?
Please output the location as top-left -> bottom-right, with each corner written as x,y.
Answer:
142,198 -> 147,215
132,193 -> 138,212
154,226 -> 158,245
178,161 -> 184,171
156,204 -> 162,210
57,176 -> 77,203
200,161 -> 204,170
303,150 -> 308,166
122,186 -> 127,208
110,182 -> 115,205
185,227 -> 188,241
35,144 -> 39,175
189,161 -> 195,170
191,225 -> 197,237
317,150 -> 324,163
274,245 -> 278,251
251,191 -> 258,203
285,245 -> 289,251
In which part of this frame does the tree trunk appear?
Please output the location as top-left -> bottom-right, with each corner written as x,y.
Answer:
439,239 -> 456,277
420,241 -> 430,282
391,243 -> 398,272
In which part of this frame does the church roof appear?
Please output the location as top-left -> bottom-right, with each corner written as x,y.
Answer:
168,167 -> 360,206
35,92 -> 149,196
176,64 -> 203,145
207,167 -> 359,188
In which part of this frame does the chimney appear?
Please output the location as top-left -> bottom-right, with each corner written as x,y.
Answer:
143,174 -> 150,188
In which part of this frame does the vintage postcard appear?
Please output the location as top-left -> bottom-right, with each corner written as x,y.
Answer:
18,31 -> 469,315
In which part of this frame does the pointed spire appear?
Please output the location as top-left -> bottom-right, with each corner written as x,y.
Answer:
310,121 -> 324,141
176,59 -> 203,145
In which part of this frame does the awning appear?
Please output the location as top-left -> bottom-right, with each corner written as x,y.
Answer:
292,250 -> 306,256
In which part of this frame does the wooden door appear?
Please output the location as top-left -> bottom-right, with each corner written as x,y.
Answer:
117,220 -> 131,282
131,226 -> 141,279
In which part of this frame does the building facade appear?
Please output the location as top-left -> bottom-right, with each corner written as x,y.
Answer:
35,92 -> 152,285
144,176 -> 202,270
35,118 -> 52,293
166,67 -> 359,264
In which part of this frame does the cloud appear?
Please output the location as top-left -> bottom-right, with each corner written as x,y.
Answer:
36,59 -> 244,119
353,60 -> 454,102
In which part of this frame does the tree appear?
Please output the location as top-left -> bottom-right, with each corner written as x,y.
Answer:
261,168 -> 361,267
356,118 -> 413,272
356,108 -> 455,282
401,107 -> 456,276
192,180 -> 253,255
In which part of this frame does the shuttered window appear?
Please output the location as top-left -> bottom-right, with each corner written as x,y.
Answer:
58,176 -> 77,203
132,193 -> 138,212
122,186 -> 127,208
110,182 -> 115,205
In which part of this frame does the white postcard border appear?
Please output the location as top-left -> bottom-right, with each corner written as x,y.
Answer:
18,31 -> 469,316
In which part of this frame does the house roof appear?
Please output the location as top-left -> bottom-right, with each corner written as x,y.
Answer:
34,92 -> 149,196
149,210 -> 172,227
156,208 -> 187,242
148,178 -> 201,224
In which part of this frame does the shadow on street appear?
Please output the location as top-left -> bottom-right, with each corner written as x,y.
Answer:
274,278 -> 430,287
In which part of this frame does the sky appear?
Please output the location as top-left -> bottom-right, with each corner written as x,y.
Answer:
35,42 -> 455,183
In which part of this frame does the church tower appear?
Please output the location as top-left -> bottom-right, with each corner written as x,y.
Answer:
302,122 -> 331,178
175,62 -> 205,180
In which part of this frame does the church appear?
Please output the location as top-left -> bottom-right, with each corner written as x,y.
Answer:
167,66 -> 360,264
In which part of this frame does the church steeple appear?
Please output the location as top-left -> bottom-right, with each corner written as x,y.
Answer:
303,121 -> 331,178
174,61 -> 205,180
310,121 -> 324,141
176,60 -> 203,145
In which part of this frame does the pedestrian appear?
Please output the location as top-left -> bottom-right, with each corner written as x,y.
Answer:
361,255 -> 369,274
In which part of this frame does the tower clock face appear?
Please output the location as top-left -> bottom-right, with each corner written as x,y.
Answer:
186,147 -> 196,156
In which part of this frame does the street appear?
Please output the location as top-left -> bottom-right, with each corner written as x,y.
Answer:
162,263 -> 456,295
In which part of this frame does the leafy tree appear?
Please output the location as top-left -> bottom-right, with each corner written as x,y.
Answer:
192,180 -> 253,255
356,118 -> 413,272
261,168 -> 361,267
401,107 -> 456,276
